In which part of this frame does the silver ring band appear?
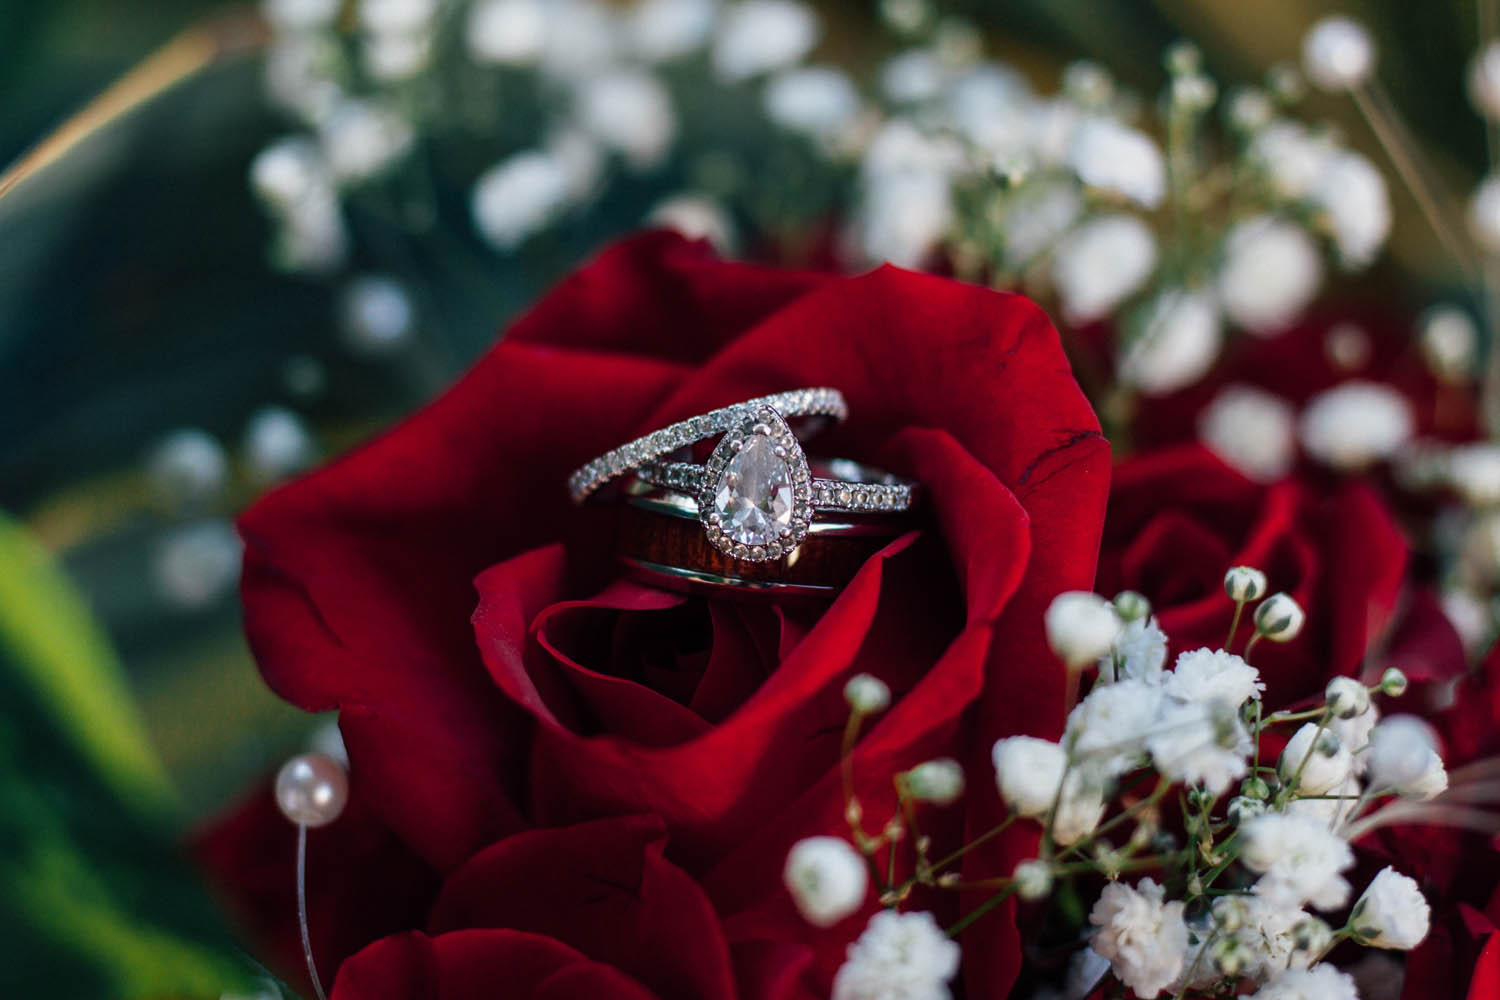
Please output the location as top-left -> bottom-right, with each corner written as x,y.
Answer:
567,387 -> 847,504
638,460 -> 916,514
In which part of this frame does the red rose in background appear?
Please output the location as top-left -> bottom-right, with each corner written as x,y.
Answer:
1097,443 -> 1466,708
197,233 -> 1111,999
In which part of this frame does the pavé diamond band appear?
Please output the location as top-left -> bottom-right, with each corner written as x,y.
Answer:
567,387 -> 847,504
639,458 -> 915,515
569,388 -> 916,563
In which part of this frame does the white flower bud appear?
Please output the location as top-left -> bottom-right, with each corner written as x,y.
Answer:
991,736 -> 1065,818
784,836 -> 868,927
906,758 -> 965,805
1470,175 -> 1500,255
1045,591 -> 1122,669
1013,859 -> 1053,901
1227,87 -> 1273,133
1172,73 -> 1217,112
1368,715 -> 1447,799
1224,566 -> 1268,602
1213,895 -> 1249,932
1350,867 -> 1430,949
1113,590 -> 1151,623
1211,934 -> 1247,977
1470,42 -> 1500,121
1380,667 -> 1409,697
1420,306 -> 1478,381
1227,795 -> 1265,825
1302,17 -> 1376,92
844,673 -> 891,714
1325,676 -> 1370,720
1292,915 -> 1333,953
1279,723 -> 1353,795
1253,592 -> 1305,642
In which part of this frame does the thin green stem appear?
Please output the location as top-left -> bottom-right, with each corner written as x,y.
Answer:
1226,598 -> 1247,651
945,884 -> 1017,938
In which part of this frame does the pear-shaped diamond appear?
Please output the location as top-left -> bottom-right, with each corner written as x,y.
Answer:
712,434 -> 794,547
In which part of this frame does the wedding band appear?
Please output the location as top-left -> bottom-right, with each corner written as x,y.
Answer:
641,402 -> 916,563
616,486 -> 910,599
639,458 -> 916,515
568,387 -> 846,504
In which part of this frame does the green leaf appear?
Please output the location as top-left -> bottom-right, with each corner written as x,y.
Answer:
0,510 -> 251,997
0,510 -> 175,815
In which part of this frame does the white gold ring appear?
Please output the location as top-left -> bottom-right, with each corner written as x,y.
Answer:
567,387 -> 846,504
640,407 -> 916,563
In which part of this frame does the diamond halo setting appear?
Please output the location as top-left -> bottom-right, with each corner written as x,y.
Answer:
699,405 -> 815,562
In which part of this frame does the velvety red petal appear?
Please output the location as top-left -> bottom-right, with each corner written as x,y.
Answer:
427,815 -> 736,1000
331,929 -> 658,1000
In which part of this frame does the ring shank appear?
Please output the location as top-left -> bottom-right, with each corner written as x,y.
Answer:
568,387 -> 846,503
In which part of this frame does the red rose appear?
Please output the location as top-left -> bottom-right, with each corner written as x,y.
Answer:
1097,443 -> 1461,708
198,233 -> 1110,998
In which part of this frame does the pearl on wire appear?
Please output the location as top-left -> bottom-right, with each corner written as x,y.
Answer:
276,751 -> 348,1000
1301,16 -> 1375,92
275,752 -> 348,828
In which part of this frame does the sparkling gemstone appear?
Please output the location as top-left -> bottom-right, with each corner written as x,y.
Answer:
712,434 -> 795,546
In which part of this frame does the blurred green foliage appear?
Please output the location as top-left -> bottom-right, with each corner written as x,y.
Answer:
0,512 -> 248,997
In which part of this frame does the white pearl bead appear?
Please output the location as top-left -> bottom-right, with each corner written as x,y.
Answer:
1302,17 -> 1375,91
275,752 -> 348,828
1469,175 -> 1500,254
1471,43 -> 1500,120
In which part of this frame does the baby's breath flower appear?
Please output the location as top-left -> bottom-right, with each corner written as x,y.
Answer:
1349,867 -> 1431,949
832,910 -> 959,1000
1253,593 -> 1305,642
1421,306 -> 1479,381
1217,216 -> 1323,334
1147,699 -> 1252,795
1118,288 -> 1223,396
1279,722 -> 1354,795
1066,678 -> 1163,777
905,758 -> 964,805
844,673 -> 891,714
1089,879 -> 1190,998
1164,648 -> 1264,707
991,736 -> 1106,843
784,836 -> 868,927
1045,591 -> 1122,669
1299,381 -> 1415,471
1380,666 -> 1409,696
1198,386 -> 1298,482
1052,215 -> 1158,325
1067,117 -> 1166,209
992,736 -> 1065,818
1097,617 -> 1167,684
1241,812 -> 1354,911
1013,859 -> 1052,901
1224,566 -> 1269,603
1367,716 -> 1447,799
1301,16 -> 1376,92
1112,590 -> 1151,623
1251,964 -> 1359,1000
1324,676 -> 1370,719
712,0 -> 820,83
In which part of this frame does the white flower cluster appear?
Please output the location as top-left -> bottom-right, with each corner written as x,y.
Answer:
847,29 -> 1391,397
254,0 -> 842,264
786,568 -> 1450,998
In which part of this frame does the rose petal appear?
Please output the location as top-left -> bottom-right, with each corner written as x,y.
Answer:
428,815 -> 736,1000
